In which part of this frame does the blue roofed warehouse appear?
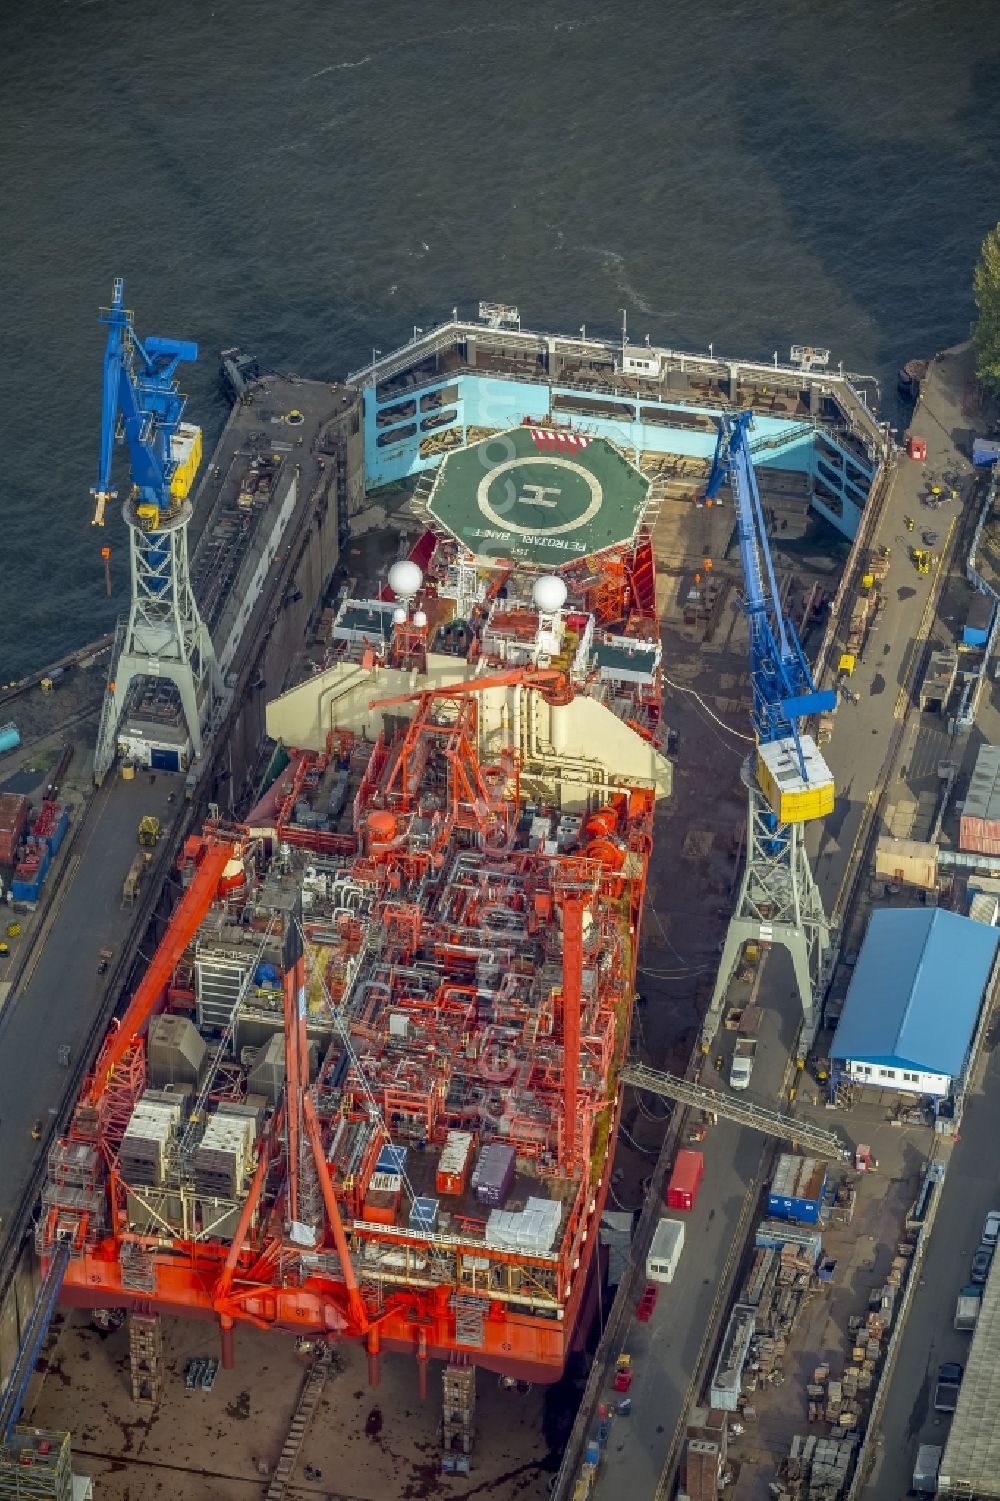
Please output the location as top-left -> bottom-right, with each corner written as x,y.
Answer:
831,908 -> 1000,1098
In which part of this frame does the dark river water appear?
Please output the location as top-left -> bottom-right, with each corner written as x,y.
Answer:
3,0 -> 1000,675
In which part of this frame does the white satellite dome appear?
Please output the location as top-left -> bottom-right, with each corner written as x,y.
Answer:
532,574 -> 568,612
392,606 -> 407,626
388,560 -> 423,599
412,609 -> 428,629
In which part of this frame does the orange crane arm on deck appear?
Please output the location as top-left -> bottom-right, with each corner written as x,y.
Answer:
370,665 -> 572,711
89,838 -> 237,1102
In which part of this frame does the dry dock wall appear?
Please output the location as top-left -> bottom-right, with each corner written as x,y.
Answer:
0,392 -> 362,1397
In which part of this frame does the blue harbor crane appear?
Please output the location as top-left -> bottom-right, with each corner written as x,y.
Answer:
700,411 -> 838,1054
91,279 -> 221,783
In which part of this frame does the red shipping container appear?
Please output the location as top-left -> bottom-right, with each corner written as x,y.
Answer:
907,436 -> 926,461
666,1149 -> 704,1212
0,792 -> 28,863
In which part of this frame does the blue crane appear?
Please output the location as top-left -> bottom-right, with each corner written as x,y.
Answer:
703,411 -> 836,794
91,276 -> 200,528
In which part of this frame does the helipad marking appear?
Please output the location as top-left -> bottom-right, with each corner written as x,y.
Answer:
477,455 -> 604,538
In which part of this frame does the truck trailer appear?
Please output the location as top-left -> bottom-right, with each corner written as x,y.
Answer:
954,1285 -> 983,1332
729,1005 -> 761,1090
646,1219 -> 685,1284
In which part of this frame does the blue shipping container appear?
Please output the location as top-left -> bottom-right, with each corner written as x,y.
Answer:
767,1154 -> 828,1225
755,1219 -> 822,1264
377,1143 -> 407,1175
11,870 -> 46,903
973,438 -> 1000,467
43,807 -> 69,857
409,1196 -> 439,1231
964,594 -> 994,648
768,1191 -> 824,1225
0,723 -> 20,757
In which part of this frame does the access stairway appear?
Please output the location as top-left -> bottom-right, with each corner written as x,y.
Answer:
620,1061 -> 851,1162
264,1348 -> 333,1501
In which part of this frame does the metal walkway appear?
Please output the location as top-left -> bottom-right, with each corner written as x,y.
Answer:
0,1242 -> 70,1444
264,1348 -> 332,1501
620,1062 -> 851,1161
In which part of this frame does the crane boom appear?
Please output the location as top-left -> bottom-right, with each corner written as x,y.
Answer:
369,665 -> 572,711
91,276 -> 200,526
704,412 -> 836,815
706,412 -> 836,751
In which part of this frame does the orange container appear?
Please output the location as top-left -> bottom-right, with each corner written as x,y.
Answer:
435,1130 -> 474,1196
363,1170 -> 402,1224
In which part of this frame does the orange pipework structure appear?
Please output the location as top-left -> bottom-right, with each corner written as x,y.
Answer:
42,673 -> 656,1385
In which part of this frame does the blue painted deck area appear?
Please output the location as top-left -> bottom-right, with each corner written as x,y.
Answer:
363,373 -> 874,538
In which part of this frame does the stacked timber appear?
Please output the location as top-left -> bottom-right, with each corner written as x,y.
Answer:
774,1433 -> 858,1499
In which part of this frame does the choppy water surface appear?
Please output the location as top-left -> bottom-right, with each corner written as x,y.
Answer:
3,0 -> 999,675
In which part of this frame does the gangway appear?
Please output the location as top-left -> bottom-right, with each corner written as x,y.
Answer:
0,1241 -> 71,1444
620,1061 -> 851,1162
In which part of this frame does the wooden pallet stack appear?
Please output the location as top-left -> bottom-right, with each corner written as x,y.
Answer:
773,1433 -> 858,1499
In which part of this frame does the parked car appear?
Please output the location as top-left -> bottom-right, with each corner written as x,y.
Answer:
983,1210 -> 1000,1247
971,1245 -> 994,1285
934,1361 -> 963,1414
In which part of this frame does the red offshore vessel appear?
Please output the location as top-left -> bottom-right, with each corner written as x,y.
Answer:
40,423 -> 673,1385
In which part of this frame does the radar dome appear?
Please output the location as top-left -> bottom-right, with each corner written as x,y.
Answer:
532,574 -> 568,613
388,560 -> 423,599
412,609 -> 428,629
392,606 -> 407,626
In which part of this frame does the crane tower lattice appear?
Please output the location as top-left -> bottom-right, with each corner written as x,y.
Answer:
92,277 -> 222,782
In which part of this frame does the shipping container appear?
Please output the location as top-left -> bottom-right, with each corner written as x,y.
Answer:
11,870 -> 48,903
0,792 -> 29,864
874,835 -> 938,891
646,1218 -> 685,1283
409,1196 -> 439,1232
0,722 -> 21,757
964,593 -> 994,648
14,844 -> 50,900
666,1150 -> 704,1211
755,1219 -> 822,1264
955,1286 -> 982,1332
767,1154 -> 828,1225
972,438 -> 1000,467
436,1130 -> 474,1196
376,1144 -> 407,1176
912,1443 -> 941,1495
472,1142 -> 516,1206
29,802 -> 69,857
363,1171 -> 402,1225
